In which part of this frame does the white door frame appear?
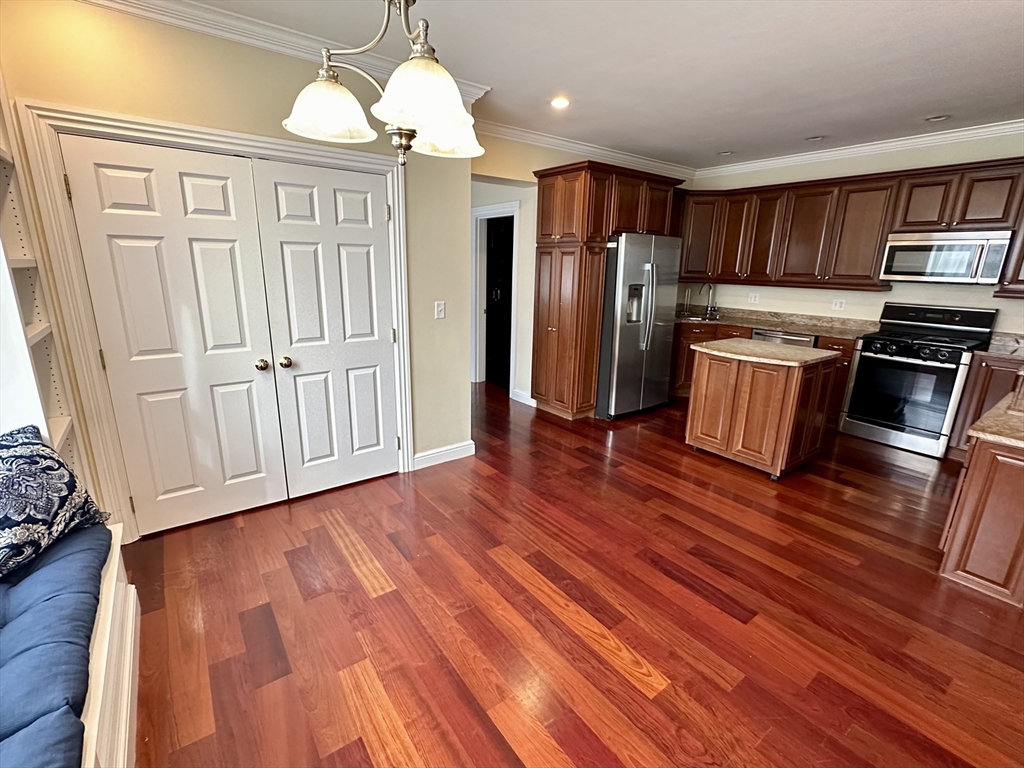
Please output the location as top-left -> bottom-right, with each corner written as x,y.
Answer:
470,201 -> 519,390
16,100 -> 415,542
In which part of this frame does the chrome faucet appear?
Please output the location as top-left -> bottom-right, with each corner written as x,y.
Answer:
698,282 -> 717,319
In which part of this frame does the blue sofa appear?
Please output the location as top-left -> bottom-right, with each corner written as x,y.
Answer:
0,524 -> 111,768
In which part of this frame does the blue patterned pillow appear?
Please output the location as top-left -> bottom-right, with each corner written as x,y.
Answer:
0,425 -> 108,576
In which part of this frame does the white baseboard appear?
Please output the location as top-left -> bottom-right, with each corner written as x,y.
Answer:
510,389 -> 537,408
412,440 -> 476,470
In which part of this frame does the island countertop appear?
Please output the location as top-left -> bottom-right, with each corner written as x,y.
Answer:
968,392 -> 1024,449
692,338 -> 842,367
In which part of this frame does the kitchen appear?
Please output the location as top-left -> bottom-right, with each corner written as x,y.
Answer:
528,157 -> 1024,607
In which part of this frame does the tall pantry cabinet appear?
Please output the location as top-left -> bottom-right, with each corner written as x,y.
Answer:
531,161 -> 681,419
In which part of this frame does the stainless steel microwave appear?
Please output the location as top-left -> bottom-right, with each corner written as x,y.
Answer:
880,231 -> 1011,284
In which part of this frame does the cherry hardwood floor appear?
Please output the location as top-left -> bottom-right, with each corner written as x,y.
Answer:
124,384 -> 1024,768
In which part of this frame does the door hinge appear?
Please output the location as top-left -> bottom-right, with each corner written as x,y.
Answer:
64,174 -> 73,201
391,327 -> 397,343
99,349 -> 106,370
396,435 -> 401,450
387,203 -> 392,221
128,496 -> 136,515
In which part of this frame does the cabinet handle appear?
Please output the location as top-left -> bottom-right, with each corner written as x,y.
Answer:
981,361 -> 987,367
953,221 -> 959,226
940,222 -> 949,227
824,275 -> 830,280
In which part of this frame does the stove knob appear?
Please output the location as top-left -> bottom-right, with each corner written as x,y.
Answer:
952,313 -> 962,322
919,346 -> 933,358
887,343 -> 899,354
936,349 -> 951,361
870,341 -> 884,353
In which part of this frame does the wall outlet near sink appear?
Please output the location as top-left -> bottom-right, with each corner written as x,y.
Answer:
747,292 -> 759,304
831,299 -> 846,311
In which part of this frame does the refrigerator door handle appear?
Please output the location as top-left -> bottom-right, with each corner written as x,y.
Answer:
640,263 -> 652,350
644,262 -> 657,351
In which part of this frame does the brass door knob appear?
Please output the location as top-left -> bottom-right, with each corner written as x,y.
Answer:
255,358 -> 270,371
279,356 -> 293,369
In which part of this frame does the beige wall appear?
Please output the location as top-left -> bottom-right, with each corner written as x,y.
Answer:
474,133 -> 589,182
0,0 -> 471,454
684,133 -> 1024,335
470,179 -> 538,396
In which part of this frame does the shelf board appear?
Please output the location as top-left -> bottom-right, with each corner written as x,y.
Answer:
6,257 -> 36,269
0,143 -> 13,166
25,321 -> 52,346
48,415 -> 73,453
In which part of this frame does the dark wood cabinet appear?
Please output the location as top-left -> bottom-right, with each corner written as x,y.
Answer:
815,336 -> 855,426
714,324 -> 753,340
941,437 -> 1024,607
995,212 -> 1024,298
532,161 -> 682,418
891,173 -> 960,232
680,195 -> 722,279
823,181 -> 895,287
951,166 -> 1024,230
948,352 -> 1024,458
777,185 -> 839,284
714,194 -> 754,280
747,190 -> 787,282
670,323 -> 716,396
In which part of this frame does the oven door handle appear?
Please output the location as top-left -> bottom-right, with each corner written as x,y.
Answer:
859,351 -> 959,369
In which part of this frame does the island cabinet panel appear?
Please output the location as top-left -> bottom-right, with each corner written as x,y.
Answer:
941,439 -> 1024,607
728,362 -> 789,466
950,165 -> 1024,230
823,181 -> 896,287
714,194 -> 754,280
891,172 -> 960,231
747,190 -> 787,282
688,354 -> 740,451
816,336 -> 855,426
680,195 -> 722,279
787,361 -> 835,462
532,161 -> 682,418
776,185 -> 839,284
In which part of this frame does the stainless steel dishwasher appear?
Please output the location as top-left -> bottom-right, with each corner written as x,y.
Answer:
752,328 -> 817,347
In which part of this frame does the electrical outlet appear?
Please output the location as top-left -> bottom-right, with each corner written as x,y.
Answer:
747,293 -> 759,304
831,299 -> 846,311
434,300 -> 446,319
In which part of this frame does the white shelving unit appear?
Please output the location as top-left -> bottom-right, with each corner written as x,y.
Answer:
0,120 -> 78,469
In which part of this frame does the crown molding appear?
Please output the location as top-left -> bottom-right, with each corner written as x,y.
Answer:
474,120 -> 697,182
76,0 -> 491,104
694,120 -> 1024,179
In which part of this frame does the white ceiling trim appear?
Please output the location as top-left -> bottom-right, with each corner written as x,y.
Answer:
695,120 -> 1024,179
76,0 -> 492,103
474,120 -> 697,182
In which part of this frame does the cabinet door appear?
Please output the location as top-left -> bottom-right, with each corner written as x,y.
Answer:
573,244 -> 607,411
671,323 -> 715,395
585,171 -> 611,242
891,173 -> 960,231
816,337 -> 855,425
714,194 -> 754,280
641,182 -> 674,235
941,439 -> 1024,607
537,176 -> 558,243
670,328 -> 688,394
550,246 -> 579,409
747,190 -> 787,282
680,195 -> 723,279
556,171 -> 586,242
687,352 -> 739,451
610,175 -> 644,234
728,361 -> 789,467
777,185 -> 838,283
823,180 -> 896,287
948,355 -> 1024,452
531,246 -> 558,401
950,166 -> 1024,230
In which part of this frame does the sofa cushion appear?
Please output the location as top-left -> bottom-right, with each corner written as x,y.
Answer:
0,425 -> 107,576
0,523 -> 110,767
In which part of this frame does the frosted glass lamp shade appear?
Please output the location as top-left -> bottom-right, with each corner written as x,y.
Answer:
283,78 -> 378,143
370,56 -> 472,132
411,122 -> 485,159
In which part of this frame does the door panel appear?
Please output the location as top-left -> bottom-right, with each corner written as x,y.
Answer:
610,176 -> 644,234
951,166 -> 1024,230
680,195 -> 722,279
714,194 -> 753,280
891,173 -> 960,231
253,159 -> 399,498
556,172 -> 586,241
777,185 -> 838,283
747,191 -> 786,282
60,134 -> 286,533
641,183 -> 673,236
551,246 -> 578,409
824,181 -> 895,286
536,176 -> 557,243
532,246 -> 556,402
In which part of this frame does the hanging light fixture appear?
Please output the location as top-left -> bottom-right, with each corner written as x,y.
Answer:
283,0 -> 483,166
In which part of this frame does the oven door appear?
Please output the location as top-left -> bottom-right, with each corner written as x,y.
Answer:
841,351 -> 968,456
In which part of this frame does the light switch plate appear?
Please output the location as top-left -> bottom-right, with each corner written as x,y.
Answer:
434,300 -> 446,319
831,299 -> 846,311
747,293 -> 759,304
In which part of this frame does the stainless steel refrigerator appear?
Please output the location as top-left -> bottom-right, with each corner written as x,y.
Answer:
595,233 -> 682,419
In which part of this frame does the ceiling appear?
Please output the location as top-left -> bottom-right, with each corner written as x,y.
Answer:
194,0 -> 1024,169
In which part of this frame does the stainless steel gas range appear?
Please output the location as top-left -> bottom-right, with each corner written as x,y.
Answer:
839,303 -> 998,458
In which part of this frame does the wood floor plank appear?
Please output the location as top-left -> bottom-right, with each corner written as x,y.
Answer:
487,696 -> 576,768
237,602 -> 291,689
322,508 -> 397,597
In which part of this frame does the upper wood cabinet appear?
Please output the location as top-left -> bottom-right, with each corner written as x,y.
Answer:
609,175 -> 644,234
714,194 -> 754,280
536,172 -> 587,243
776,185 -> 839,284
536,176 -> 558,243
995,207 -> 1024,298
746,190 -> 787,282
680,195 -> 722,279
891,172 -> 960,231
823,180 -> 896,287
892,164 -> 1024,232
584,171 -> 611,242
640,182 -> 674,236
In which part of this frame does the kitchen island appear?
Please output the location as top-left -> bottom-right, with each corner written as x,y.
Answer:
686,338 -> 840,479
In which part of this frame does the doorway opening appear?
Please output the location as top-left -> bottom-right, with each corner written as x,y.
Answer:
484,215 -> 514,389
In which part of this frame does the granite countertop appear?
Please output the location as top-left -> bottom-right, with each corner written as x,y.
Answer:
674,307 -> 878,340
968,392 -> 1024,449
983,337 -> 1024,359
692,338 -> 842,367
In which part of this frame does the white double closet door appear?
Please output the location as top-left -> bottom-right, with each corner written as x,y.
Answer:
60,135 -> 399,534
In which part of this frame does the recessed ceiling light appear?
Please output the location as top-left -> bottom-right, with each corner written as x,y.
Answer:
718,151 -> 733,156
805,135 -> 826,142
926,114 -> 951,122
550,96 -> 571,109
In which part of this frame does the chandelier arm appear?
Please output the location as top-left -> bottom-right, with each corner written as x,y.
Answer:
324,0 -> 392,58
329,61 -> 386,98
398,0 -> 417,41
